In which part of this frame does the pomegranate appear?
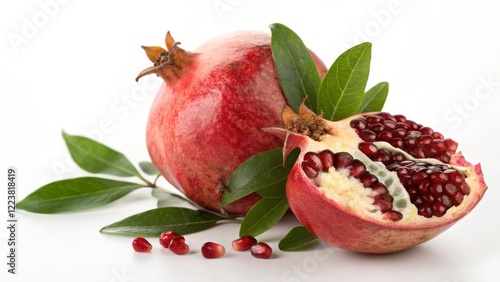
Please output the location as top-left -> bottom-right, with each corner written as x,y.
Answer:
266,104 -> 487,254
137,31 -> 327,215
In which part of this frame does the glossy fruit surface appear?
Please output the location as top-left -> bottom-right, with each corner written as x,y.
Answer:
138,31 -> 327,215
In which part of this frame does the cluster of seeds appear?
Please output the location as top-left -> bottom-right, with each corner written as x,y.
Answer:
386,160 -> 470,218
350,112 -> 458,163
357,143 -> 470,218
132,233 -> 271,259
302,150 -> 403,221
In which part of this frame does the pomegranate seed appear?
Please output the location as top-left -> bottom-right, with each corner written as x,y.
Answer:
333,152 -> 354,169
418,205 -> 433,218
439,195 -> 453,208
418,179 -> 431,193
360,172 -> 378,187
250,242 -> 272,259
375,149 -> 392,165
370,182 -> 388,194
377,112 -> 397,121
232,235 -> 258,251
407,130 -> 422,138
302,162 -> 319,178
159,231 -> 181,248
419,126 -> 434,135
409,146 -> 425,158
393,128 -> 407,138
393,114 -> 406,122
451,193 -> 464,205
359,129 -> 376,142
404,136 -> 417,148
383,119 -> 397,130
373,194 -> 393,212
419,134 -> 433,145
358,142 -> 378,157
132,237 -> 152,253
447,170 -> 465,184
390,138 -> 404,149
430,171 -> 448,183
444,138 -> 458,152
422,193 -> 435,204
169,236 -> 189,255
385,210 -> 403,221
318,150 -> 335,171
457,182 -> 470,195
303,152 -> 323,172
370,123 -> 385,133
438,152 -> 451,163
443,183 -> 457,197
432,139 -> 447,154
348,160 -> 366,178
201,242 -> 226,259
350,119 -> 366,130
377,131 -> 393,142
396,122 -> 410,130
432,201 -> 447,217
411,170 -> 427,185
430,183 -> 444,197
391,152 -> 405,162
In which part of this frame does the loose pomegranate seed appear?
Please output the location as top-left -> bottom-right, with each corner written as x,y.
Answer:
201,242 -> 226,259
132,237 -> 152,253
169,236 -> 189,255
159,230 -> 181,248
250,242 -> 272,259
232,235 -> 258,251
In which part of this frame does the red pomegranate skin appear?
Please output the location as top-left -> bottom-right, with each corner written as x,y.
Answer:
145,31 -> 327,215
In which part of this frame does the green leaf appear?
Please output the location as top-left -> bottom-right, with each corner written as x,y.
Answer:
317,42 -> 372,121
17,177 -> 143,213
358,82 -> 389,113
270,23 -> 321,112
100,207 -> 227,236
279,226 -> 318,251
62,131 -> 143,178
239,197 -> 289,237
222,148 -> 299,207
152,188 -> 199,210
139,161 -> 159,175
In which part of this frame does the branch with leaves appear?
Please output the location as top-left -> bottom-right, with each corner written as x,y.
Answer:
18,23 -> 388,252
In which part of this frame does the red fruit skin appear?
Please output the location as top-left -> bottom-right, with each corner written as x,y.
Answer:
146,31 -> 327,215
276,118 -> 487,254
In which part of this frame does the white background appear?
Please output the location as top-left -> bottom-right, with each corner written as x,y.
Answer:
1,0 -> 499,281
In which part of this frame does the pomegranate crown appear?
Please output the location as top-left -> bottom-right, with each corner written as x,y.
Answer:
136,31 -> 196,83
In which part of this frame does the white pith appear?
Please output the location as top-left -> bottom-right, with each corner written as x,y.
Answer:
305,121 -> 473,223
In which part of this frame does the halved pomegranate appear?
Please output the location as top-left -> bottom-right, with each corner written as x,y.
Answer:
266,104 -> 487,254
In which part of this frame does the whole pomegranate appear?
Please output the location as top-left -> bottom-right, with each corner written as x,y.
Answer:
267,104 -> 487,254
136,31 -> 327,215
